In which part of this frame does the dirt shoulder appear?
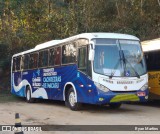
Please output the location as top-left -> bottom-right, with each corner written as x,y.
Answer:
0,96 -> 160,126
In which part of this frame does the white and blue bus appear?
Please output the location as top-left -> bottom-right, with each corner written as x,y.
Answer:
11,33 -> 148,110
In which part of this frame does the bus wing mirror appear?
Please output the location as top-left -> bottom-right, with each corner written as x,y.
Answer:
89,49 -> 94,61
89,41 -> 95,49
89,41 -> 95,61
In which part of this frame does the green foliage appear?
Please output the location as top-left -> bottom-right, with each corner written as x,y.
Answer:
0,42 -> 10,70
0,0 -> 159,72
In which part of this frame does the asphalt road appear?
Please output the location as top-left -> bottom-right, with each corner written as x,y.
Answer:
0,97 -> 160,134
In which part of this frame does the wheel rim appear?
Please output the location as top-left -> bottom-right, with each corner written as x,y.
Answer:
69,91 -> 76,107
27,90 -> 30,101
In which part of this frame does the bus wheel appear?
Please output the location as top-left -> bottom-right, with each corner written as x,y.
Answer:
66,88 -> 81,111
26,87 -> 35,103
109,103 -> 122,109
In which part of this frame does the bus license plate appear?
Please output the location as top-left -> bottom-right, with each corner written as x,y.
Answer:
137,92 -> 146,96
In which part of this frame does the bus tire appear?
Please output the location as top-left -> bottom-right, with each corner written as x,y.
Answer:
26,87 -> 35,103
109,103 -> 122,109
66,88 -> 81,111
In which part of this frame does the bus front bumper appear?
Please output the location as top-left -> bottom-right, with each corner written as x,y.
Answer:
95,89 -> 149,105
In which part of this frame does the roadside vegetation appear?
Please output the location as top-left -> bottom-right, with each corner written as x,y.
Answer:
0,0 -> 159,91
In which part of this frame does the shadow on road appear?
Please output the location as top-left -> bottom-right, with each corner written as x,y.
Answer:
35,99 -> 139,114
7,95 -> 160,114
127,100 -> 160,108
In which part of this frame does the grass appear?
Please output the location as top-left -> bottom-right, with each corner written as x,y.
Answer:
0,71 -> 22,103
0,90 -> 23,103
0,95 -> 21,103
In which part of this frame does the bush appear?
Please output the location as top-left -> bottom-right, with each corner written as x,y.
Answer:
0,42 -> 11,73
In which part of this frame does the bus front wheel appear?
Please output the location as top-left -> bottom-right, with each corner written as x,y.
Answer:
66,88 -> 81,111
26,87 -> 35,103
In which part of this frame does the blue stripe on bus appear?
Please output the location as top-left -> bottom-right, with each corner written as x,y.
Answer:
11,64 -> 148,104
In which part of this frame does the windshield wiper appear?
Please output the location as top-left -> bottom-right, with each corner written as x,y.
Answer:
109,49 -> 125,79
109,60 -> 120,79
109,49 -> 126,79
109,50 -> 140,79
121,50 -> 140,79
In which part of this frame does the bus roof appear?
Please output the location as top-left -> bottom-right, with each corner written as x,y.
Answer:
141,38 -> 160,52
13,32 -> 139,57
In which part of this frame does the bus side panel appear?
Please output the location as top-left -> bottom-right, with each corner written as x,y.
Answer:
11,65 -> 98,103
48,65 -> 97,104
11,71 -> 26,97
11,65 -> 148,104
148,71 -> 160,99
74,71 -> 98,104
11,69 -> 50,99
48,65 -> 78,100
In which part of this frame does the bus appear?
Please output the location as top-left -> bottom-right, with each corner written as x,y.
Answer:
11,33 -> 148,110
142,38 -> 160,100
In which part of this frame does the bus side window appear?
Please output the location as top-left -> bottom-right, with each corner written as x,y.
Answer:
147,51 -> 160,71
71,43 -> 77,63
16,57 -> 21,71
145,52 -> 155,70
13,58 -> 16,72
20,56 -> 24,70
49,48 -> 55,66
39,51 -> 43,67
33,53 -> 38,68
55,47 -> 61,65
24,55 -> 29,70
43,50 -> 48,67
39,50 -> 48,67
78,47 -> 87,73
62,45 -> 67,64
29,53 -> 38,69
62,43 -> 76,64
29,54 -> 34,69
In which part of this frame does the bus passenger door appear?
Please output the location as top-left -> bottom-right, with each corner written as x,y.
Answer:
78,46 -> 87,73
78,46 -> 93,103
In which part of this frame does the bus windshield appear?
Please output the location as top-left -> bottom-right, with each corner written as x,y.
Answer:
93,39 -> 147,77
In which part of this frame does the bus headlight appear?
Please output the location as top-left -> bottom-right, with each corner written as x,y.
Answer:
140,83 -> 148,91
94,82 -> 110,92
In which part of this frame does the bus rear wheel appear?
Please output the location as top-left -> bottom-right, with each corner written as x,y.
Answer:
26,87 -> 35,103
66,88 -> 81,111
109,103 -> 122,109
